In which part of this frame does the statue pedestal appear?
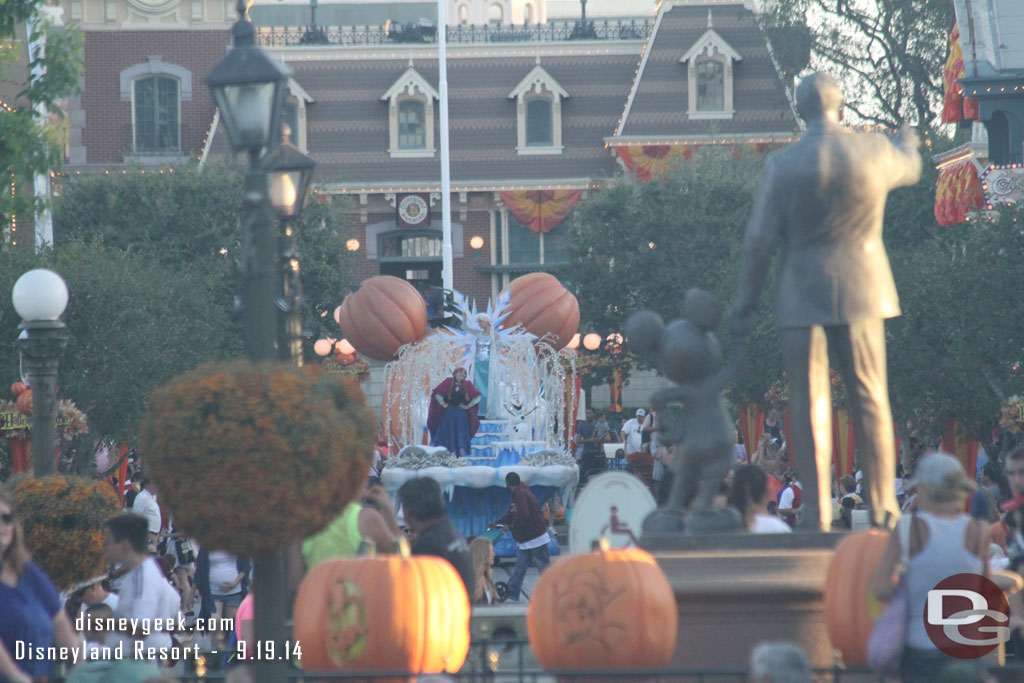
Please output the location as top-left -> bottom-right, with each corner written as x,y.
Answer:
644,532 -> 877,677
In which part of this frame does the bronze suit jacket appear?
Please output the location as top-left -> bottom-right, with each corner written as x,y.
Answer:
735,120 -> 922,328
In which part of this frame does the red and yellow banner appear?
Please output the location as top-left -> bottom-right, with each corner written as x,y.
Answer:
499,189 -> 582,234
738,403 -> 765,459
832,409 -> 856,480
935,161 -> 984,226
941,421 -> 980,482
614,144 -> 698,181
608,368 -> 625,413
942,24 -> 978,124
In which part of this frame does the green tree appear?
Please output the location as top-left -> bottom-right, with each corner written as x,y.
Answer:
0,164 -> 357,446
563,151 -> 781,396
1,0 -> 83,227
765,0 -> 952,127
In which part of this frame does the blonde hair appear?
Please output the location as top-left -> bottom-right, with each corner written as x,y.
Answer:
469,537 -> 496,604
0,490 -> 31,579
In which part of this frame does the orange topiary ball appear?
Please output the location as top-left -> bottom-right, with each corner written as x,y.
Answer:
528,546 -> 677,672
10,475 -> 120,591
141,361 -> 375,556
824,528 -> 890,666
16,389 -> 33,416
293,546 -> 470,675
500,273 -> 579,350
337,276 -> 428,361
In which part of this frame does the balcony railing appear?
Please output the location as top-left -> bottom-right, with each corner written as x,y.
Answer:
254,17 -> 653,48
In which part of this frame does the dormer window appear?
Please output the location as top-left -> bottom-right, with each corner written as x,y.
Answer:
382,67 -> 438,158
509,65 -> 568,155
696,59 -> 724,111
679,11 -> 741,120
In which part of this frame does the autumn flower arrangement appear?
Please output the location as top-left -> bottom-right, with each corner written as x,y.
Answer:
762,369 -> 848,410
0,399 -> 89,444
140,361 -> 376,556
7,475 -> 119,591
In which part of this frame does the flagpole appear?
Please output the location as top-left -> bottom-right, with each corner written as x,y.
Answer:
438,0 -> 453,291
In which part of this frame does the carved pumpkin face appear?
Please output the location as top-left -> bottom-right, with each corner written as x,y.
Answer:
293,550 -> 470,675
527,547 -> 677,671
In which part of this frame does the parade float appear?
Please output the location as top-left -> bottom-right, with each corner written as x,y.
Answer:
336,274 -> 581,537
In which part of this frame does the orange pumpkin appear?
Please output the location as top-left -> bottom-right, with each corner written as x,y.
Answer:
10,381 -> 27,397
824,528 -> 890,666
16,389 -> 33,416
528,546 -> 677,671
337,276 -> 428,361
500,273 -> 579,350
293,545 -> 470,675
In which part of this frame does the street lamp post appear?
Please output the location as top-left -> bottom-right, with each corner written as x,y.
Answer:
12,269 -> 69,476
263,124 -> 316,364
205,3 -> 293,681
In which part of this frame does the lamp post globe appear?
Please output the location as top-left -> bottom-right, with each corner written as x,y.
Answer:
12,269 -> 68,321
12,268 -> 69,476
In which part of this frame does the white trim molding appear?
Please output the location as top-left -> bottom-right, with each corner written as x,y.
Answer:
508,64 -> 568,155
679,15 -> 742,120
119,56 -> 192,101
382,67 -> 439,158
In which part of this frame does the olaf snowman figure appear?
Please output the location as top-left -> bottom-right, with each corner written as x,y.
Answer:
504,387 -> 538,442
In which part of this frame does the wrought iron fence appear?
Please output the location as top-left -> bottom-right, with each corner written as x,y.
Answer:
56,635 -> 1017,682
254,18 -> 653,48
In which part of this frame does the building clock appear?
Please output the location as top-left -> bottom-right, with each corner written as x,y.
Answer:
397,194 -> 429,226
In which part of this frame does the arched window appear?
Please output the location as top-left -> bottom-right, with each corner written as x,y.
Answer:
134,75 -> 180,153
696,59 -> 724,111
525,97 -> 553,146
488,3 -> 503,25
524,3 -> 533,24
398,99 -> 426,150
458,4 -> 469,24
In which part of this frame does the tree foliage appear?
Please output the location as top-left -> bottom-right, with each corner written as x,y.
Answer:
567,138 -> 1024,439
562,150 -> 782,397
765,0 -> 952,127
1,0 -> 83,226
0,164 -> 357,444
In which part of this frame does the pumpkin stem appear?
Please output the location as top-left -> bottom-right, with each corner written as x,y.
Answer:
591,536 -> 611,552
357,539 -> 377,557
395,536 -> 412,558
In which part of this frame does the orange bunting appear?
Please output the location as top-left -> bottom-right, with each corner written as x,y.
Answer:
499,189 -> 583,234
614,144 -> 699,181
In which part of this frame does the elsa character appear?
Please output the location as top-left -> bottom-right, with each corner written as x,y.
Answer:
471,313 -> 505,419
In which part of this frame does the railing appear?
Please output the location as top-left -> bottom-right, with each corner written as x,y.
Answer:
254,18 -> 653,48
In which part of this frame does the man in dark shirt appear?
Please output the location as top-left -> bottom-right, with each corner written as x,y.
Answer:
575,408 -> 609,484
397,478 -> 475,597
490,472 -> 550,602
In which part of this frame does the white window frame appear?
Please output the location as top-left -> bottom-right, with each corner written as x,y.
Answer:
120,56 -> 191,159
283,77 -> 314,152
679,28 -> 742,120
382,67 -> 438,158
508,65 -> 568,156
131,74 -> 181,154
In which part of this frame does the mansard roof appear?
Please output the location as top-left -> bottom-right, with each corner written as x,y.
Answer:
612,1 -> 798,143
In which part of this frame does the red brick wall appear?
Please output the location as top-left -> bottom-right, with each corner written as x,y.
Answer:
350,209 -> 493,309
82,30 -> 229,164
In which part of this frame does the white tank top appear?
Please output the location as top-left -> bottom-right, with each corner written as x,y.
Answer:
905,511 -> 983,649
